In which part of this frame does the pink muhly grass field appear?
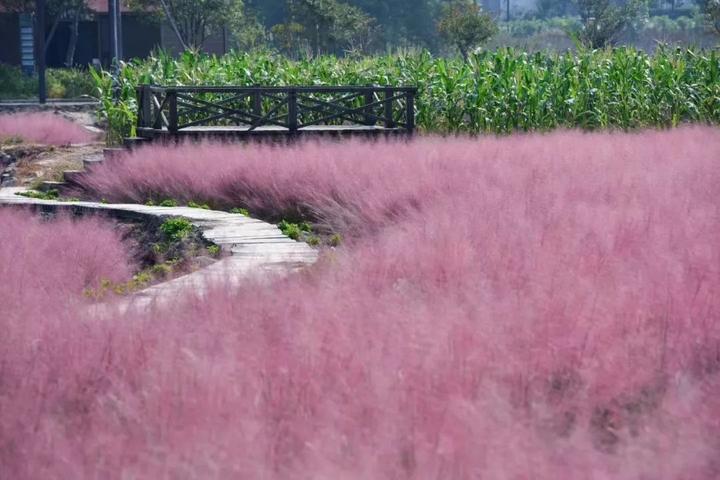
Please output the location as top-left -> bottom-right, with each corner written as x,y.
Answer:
0,208 -> 133,318
4,127 -> 720,478
0,112 -> 97,145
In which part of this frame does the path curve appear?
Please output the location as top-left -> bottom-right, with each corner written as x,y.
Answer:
0,187 -> 318,311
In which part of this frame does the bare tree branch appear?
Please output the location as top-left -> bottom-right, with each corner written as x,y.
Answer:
158,0 -> 189,50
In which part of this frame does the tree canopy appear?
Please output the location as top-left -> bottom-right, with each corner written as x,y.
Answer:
437,0 -> 498,60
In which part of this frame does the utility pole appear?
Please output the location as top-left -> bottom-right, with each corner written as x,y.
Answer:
108,0 -> 123,99
116,0 -> 123,60
108,0 -> 120,70
35,0 -> 46,104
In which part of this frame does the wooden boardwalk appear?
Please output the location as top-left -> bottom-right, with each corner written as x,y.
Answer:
0,186 -> 318,311
136,85 -> 417,141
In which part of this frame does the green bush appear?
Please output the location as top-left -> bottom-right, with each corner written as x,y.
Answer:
278,219 -> 312,241
160,218 -> 193,241
0,64 -> 95,100
0,65 -> 36,99
93,48 -> 720,138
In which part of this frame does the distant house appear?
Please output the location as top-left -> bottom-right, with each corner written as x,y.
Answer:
0,1 -> 229,71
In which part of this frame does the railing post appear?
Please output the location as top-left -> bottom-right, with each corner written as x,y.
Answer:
136,86 -> 144,128
384,86 -> 394,129
139,85 -> 151,129
168,89 -> 178,133
405,89 -> 415,134
253,88 -> 262,119
364,88 -> 374,126
288,88 -> 298,133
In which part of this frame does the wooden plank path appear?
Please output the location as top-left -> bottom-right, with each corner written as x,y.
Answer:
0,187 -> 318,312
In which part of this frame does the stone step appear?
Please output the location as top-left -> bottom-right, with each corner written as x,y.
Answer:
103,147 -> 126,161
83,157 -> 105,171
39,180 -> 67,193
0,173 -> 15,187
123,136 -> 149,150
63,170 -> 86,186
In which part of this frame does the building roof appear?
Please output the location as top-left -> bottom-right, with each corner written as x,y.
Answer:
0,1 -> 133,14
86,0 -> 132,13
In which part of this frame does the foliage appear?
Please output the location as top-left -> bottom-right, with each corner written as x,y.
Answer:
15,189 -> 60,200
271,0 -> 377,55
227,4 -> 270,51
270,22 -> 307,54
231,207 -> 250,216
573,0 -> 648,47
44,68 -> 96,98
329,233 -> 342,246
128,0 -> 246,49
278,219 -> 312,240
536,0 -> 577,18
84,262 -> 171,298
699,0 -> 720,34
0,64 -> 94,100
490,13 -> 716,52
437,0 -> 498,60
501,17 -> 583,37
89,66 -> 137,144
159,217 -> 193,241
250,0 -> 443,50
93,48 -> 720,140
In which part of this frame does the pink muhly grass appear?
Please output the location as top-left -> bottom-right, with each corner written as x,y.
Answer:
0,112 -> 97,145
0,208 -> 135,477
3,127 -> 720,478
0,208 -> 134,317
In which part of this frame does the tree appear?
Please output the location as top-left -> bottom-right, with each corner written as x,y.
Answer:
348,0 -> 443,50
227,5 -> 268,51
271,0 -> 376,55
249,0 -> 444,51
698,0 -> 720,35
129,0 -> 246,50
2,0 -> 90,66
573,0 -> 646,48
536,0 -> 576,18
437,0 -> 497,60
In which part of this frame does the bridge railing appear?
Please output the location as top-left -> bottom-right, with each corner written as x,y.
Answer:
136,85 -> 418,135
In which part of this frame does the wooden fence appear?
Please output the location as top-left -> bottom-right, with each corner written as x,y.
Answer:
136,85 -> 418,138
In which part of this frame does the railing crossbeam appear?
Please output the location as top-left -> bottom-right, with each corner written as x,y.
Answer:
136,84 -> 417,138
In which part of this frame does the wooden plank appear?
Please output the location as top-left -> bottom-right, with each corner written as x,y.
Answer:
178,125 -> 395,133
139,85 -> 416,94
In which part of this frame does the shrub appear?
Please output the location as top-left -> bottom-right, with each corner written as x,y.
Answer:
231,207 -> 250,216
15,189 -> 60,200
159,217 -> 193,241
278,219 -> 311,240
0,64 -> 95,100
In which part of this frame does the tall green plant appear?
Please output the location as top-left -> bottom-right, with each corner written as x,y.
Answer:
92,48 -> 720,144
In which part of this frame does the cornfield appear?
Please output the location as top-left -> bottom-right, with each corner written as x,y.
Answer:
93,47 -> 720,142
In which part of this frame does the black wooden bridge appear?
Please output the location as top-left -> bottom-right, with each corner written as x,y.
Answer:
135,85 -> 418,141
